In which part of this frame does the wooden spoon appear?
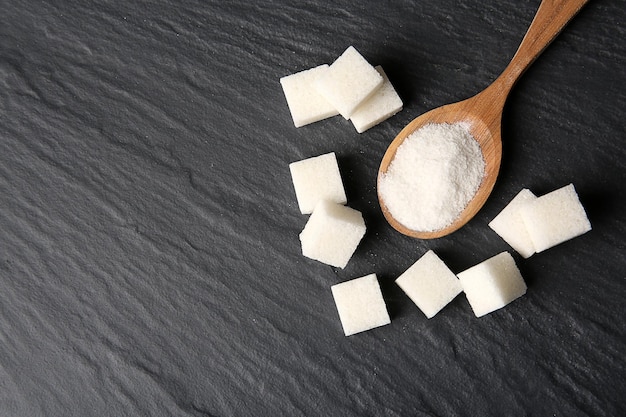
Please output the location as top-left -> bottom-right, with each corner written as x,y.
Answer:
377,0 -> 589,239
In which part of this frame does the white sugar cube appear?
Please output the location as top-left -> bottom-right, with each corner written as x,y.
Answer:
395,250 -> 462,318
350,66 -> 403,133
488,189 -> 537,258
331,273 -> 391,336
280,65 -> 340,127
457,252 -> 527,318
299,200 -> 366,269
519,183 -> 591,253
314,46 -> 383,119
289,152 -> 347,214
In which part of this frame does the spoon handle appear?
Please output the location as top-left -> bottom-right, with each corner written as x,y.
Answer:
492,0 -> 590,94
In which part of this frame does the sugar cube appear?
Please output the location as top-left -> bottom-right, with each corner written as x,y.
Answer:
280,65 -> 340,127
395,250 -> 462,318
488,189 -> 537,258
457,252 -> 527,318
331,273 -> 391,336
350,66 -> 403,133
314,46 -> 383,119
299,200 -> 366,268
289,152 -> 347,214
519,183 -> 591,253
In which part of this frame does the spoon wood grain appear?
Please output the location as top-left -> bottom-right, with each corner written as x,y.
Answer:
378,0 -> 590,239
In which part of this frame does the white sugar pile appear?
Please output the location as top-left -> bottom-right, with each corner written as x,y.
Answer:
378,122 -> 485,232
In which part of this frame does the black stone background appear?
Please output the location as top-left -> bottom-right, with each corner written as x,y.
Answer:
1,0 -> 625,416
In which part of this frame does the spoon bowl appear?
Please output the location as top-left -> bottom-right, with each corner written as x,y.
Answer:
379,92 -> 503,239
378,0 -> 589,239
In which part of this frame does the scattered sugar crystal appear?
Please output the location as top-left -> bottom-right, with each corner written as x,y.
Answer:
488,189 -> 537,258
331,273 -> 391,336
280,65 -> 339,127
457,252 -> 527,318
350,66 -> 403,133
299,200 -> 366,268
378,122 -> 485,232
519,183 -> 591,253
289,152 -> 347,214
314,46 -> 383,119
395,250 -> 462,318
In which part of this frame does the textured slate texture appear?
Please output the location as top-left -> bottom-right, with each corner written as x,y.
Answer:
1,0 -> 625,416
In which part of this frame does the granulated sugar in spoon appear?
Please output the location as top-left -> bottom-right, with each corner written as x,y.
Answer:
377,0 -> 590,239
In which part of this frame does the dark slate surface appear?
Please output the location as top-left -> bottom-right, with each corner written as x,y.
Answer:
1,0 -> 625,415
